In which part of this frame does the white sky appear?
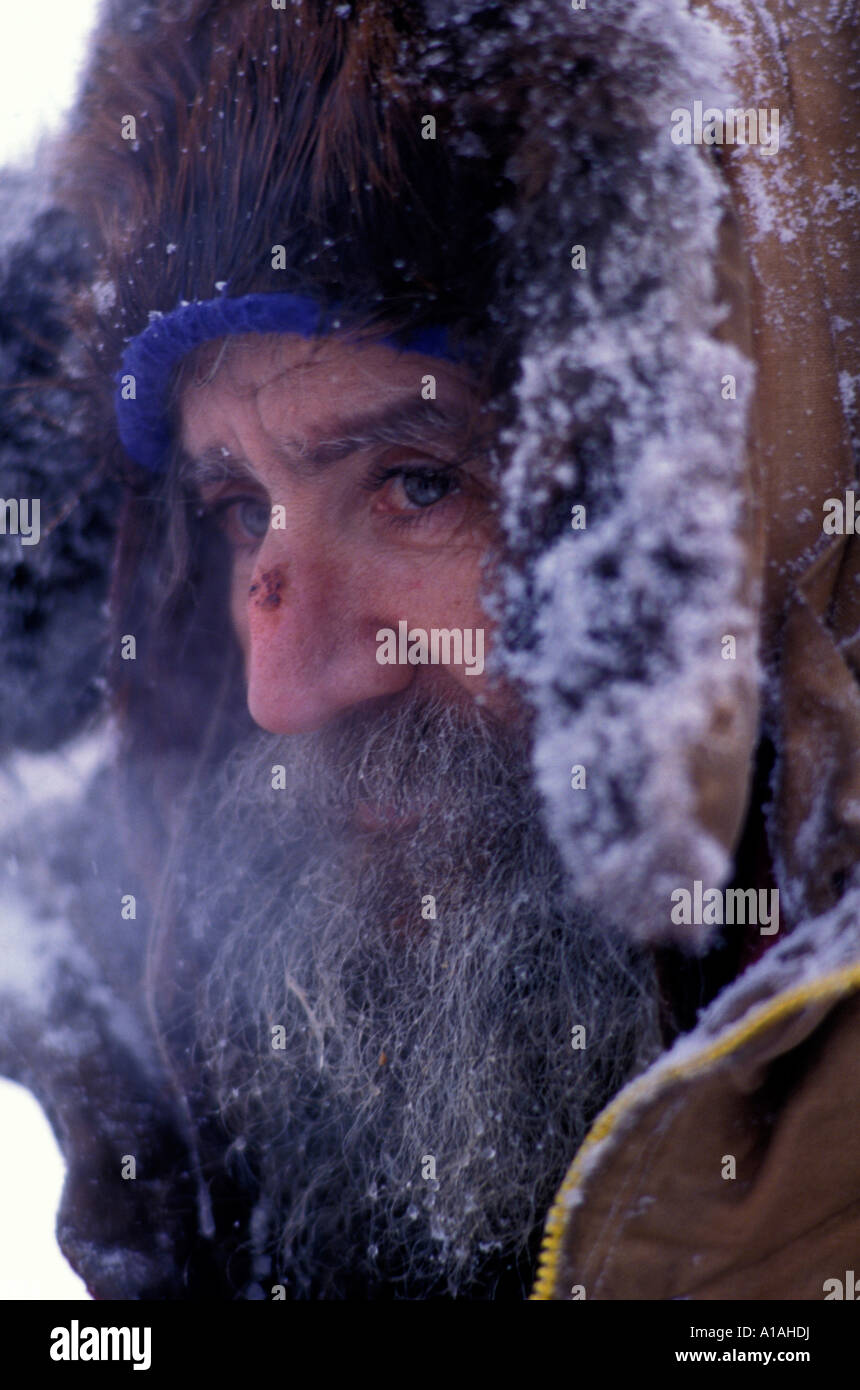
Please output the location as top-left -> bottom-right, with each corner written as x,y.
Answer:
0,0 -> 100,166
0,1079 -> 89,1299
0,0 -> 100,1302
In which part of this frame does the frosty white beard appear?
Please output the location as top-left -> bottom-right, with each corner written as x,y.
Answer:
176,688 -> 660,1298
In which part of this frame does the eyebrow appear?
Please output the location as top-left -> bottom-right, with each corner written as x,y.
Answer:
180,397 -> 485,491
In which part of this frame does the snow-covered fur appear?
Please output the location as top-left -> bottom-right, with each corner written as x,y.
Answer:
425,3 -> 756,940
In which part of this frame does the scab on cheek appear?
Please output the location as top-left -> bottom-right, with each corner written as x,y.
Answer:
249,567 -> 285,610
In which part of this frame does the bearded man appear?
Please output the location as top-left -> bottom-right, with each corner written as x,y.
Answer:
0,0 -> 857,1301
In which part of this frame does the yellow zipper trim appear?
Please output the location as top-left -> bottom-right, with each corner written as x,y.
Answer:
529,960 -> 860,1300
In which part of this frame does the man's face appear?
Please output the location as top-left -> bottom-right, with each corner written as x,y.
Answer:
170,330 -> 657,1298
179,332 -> 513,746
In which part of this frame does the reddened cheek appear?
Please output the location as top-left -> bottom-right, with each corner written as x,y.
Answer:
230,563 -> 255,663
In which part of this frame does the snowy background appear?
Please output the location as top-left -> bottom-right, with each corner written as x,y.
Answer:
0,1079 -> 89,1299
0,0 -> 99,1299
0,0 -> 98,165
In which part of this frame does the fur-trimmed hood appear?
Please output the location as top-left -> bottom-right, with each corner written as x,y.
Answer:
1,0 -> 858,953
2,0 -> 767,949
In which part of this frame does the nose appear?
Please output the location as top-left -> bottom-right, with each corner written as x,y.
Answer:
241,530 -> 414,734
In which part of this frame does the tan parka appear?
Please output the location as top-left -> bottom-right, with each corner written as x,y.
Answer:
533,0 -> 860,1300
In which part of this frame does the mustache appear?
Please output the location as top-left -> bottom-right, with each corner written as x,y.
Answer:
223,683 -> 536,840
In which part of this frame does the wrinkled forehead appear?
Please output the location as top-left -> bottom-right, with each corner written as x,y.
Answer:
177,331 -> 349,395
175,331 -> 494,471
177,329 -> 483,398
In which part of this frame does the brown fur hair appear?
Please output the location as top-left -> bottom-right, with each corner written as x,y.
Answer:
58,0 -> 515,371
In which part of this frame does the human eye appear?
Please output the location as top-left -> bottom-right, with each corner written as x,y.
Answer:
363,457 -> 463,525
205,494 -> 272,547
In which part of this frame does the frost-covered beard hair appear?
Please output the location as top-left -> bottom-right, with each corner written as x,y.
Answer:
181,688 -> 660,1299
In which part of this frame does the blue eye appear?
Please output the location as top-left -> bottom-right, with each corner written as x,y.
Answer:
234,498 -> 271,538
400,471 -> 457,508
209,495 -> 271,543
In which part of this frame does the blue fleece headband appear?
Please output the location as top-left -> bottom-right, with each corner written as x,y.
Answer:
114,292 -> 464,472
